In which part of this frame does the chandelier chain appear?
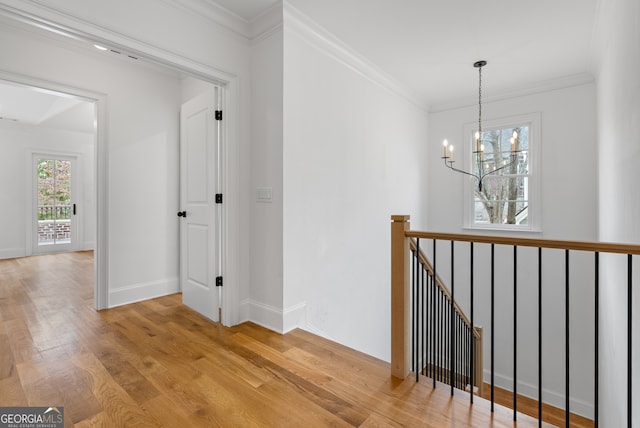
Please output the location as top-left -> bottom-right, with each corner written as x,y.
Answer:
478,65 -> 482,138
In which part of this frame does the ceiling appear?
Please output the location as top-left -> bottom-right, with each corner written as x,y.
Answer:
0,0 -> 599,123
261,0 -> 599,108
0,80 -> 95,133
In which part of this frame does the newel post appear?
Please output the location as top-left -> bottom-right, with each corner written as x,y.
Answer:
391,215 -> 411,379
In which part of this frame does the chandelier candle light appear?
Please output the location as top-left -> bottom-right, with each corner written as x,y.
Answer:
441,60 -> 520,192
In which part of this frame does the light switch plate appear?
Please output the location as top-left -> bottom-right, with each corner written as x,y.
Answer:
256,187 -> 272,203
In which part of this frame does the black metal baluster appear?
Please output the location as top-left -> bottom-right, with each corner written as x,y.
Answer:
628,254 -> 632,428
451,240 -> 455,396
466,321 -> 469,393
431,266 -> 435,381
491,243 -> 495,412
565,249 -> 570,428
433,240 -> 438,386
460,318 -> 463,390
514,245 -> 518,421
422,264 -> 426,376
433,289 -> 442,382
431,270 -> 435,381
458,316 -> 462,389
456,315 -> 459,389
420,263 -> 427,375
439,292 -> 443,383
594,252 -> 599,428
538,247 -> 543,427
470,242 -> 475,403
427,269 -> 431,379
412,243 -> 416,378
445,295 -> 449,384
415,239 -> 420,382
438,285 -> 442,383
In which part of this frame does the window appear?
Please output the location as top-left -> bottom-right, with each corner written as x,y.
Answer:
464,113 -> 540,231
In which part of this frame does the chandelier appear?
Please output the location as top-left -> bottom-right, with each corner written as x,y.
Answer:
441,60 -> 519,191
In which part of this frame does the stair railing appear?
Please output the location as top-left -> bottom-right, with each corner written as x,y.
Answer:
408,237 -> 483,396
391,214 -> 640,427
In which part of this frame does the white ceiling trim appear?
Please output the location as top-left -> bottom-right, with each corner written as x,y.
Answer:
164,0 -> 283,43
249,1 -> 283,43
283,3 -> 428,112
166,0 -> 249,40
0,1 -> 237,84
429,72 -> 595,113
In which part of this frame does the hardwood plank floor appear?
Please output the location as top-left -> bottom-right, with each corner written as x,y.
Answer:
480,383 -> 594,428
1,252 -> 554,427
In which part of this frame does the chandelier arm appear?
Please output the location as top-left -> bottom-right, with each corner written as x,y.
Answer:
478,154 -> 519,182
443,158 -> 481,181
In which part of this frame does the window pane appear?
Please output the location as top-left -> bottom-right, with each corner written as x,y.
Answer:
472,124 -> 529,225
474,176 -> 528,225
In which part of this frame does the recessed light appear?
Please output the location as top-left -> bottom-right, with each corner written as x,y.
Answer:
93,44 -> 108,51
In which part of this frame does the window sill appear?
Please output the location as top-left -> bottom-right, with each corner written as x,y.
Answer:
464,224 -> 542,234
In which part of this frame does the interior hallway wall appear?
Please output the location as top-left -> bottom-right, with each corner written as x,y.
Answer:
282,5 -> 429,361
594,0 -> 640,425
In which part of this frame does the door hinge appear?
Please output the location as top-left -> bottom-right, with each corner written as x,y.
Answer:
215,193 -> 223,204
215,110 -> 222,121
216,276 -> 223,287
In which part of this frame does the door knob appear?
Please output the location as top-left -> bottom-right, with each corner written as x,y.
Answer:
177,211 -> 187,217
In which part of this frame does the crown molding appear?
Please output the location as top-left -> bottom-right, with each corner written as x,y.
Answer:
283,2 -> 429,112
429,72 -> 596,113
164,0 -> 283,43
249,1 -> 283,44
0,1 -> 237,84
167,0 -> 249,40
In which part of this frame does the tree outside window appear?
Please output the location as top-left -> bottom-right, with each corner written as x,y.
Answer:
37,159 -> 72,220
472,125 -> 530,226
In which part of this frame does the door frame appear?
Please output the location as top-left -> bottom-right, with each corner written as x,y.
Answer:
29,151 -> 82,254
0,6 -> 241,325
0,70 -> 108,309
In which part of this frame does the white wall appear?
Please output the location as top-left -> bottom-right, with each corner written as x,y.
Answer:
594,0 -> 640,425
248,26 -> 285,330
0,121 -> 95,258
282,8 -> 429,360
427,83 -> 598,416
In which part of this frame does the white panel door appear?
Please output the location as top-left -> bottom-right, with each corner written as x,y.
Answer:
179,87 -> 221,321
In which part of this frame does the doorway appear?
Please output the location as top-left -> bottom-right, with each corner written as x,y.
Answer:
0,77 -> 100,301
0,9 -> 239,322
32,154 -> 79,253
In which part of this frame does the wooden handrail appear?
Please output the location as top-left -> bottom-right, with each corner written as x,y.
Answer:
406,230 -> 640,255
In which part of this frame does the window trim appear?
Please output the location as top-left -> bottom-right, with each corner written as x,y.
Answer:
462,112 -> 541,232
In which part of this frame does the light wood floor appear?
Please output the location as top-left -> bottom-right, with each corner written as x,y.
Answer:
480,384 -> 593,428
1,252 -> 557,427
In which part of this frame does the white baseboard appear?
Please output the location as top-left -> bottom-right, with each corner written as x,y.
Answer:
246,300 -> 284,332
243,300 -> 306,334
81,241 -> 95,251
108,277 -> 179,308
283,301 -> 306,333
484,369 -> 593,419
0,248 -> 26,259
238,298 -> 252,324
